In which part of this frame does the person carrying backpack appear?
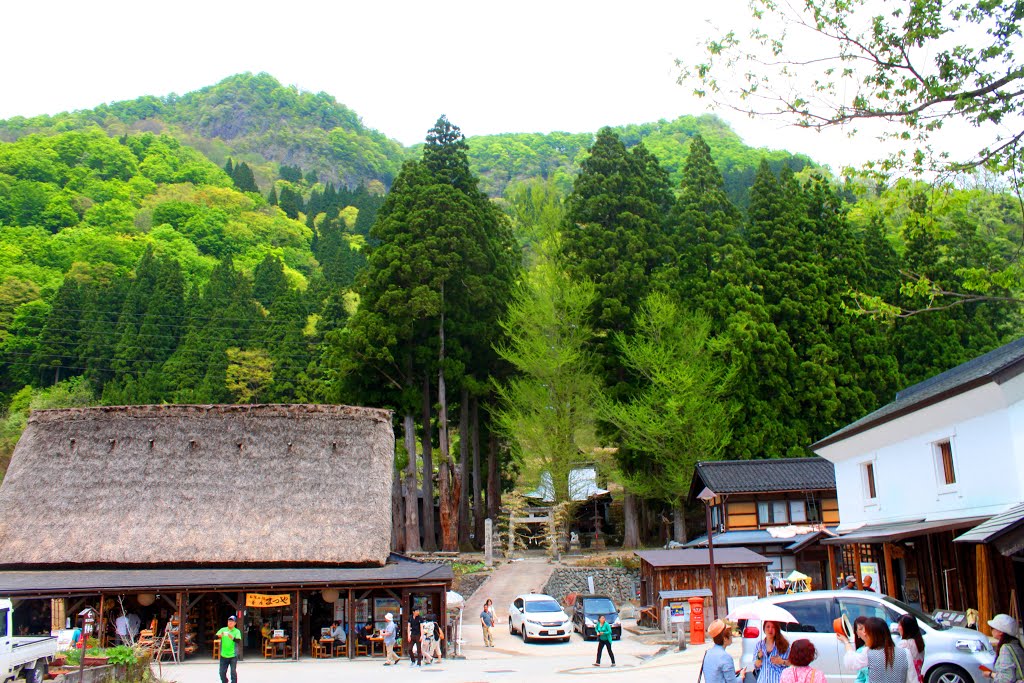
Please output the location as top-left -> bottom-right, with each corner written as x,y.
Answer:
983,615 -> 1024,683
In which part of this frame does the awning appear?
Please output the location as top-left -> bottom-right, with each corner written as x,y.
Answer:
0,556 -> 454,597
822,517 -> 989,545
658,589 -> 712,601
955,502 -> 1024,556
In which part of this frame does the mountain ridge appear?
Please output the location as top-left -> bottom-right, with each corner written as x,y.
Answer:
0,72 -> 814,206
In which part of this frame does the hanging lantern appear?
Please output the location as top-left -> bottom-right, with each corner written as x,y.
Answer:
321,589 -> 339,603
137,593 -> 156,607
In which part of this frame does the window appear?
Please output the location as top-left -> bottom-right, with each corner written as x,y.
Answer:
773,501 -> 788,522
838,598 -> 902,630
806,499 -> 821,523
758,501 -> 789,525
790,501 -> 807,523
711,505 -> 723,530
862,462 -> 877,500
0,609 -> 6,637
776,599 -> 835,634
935,440 -> 956,486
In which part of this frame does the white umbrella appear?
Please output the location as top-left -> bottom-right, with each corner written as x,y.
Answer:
726,602 -> 799,624
786,570 -> 810,582
446,591 -> 465,610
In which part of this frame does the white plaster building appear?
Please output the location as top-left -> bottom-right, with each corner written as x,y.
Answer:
812,338 -> 1024,619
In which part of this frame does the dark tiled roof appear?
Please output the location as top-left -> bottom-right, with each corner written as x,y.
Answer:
955,502 -> 1024,544
694,457 -> 836,495
814,337 -> 1024,449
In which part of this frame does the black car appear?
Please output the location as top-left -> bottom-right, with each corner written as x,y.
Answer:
571,594 -> 621,641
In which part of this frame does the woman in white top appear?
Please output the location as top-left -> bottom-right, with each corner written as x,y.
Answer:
897,615 -> 925,683
838,617 -> 916,683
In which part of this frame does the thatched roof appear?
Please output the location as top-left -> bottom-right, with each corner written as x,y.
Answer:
0,404 -> 395,569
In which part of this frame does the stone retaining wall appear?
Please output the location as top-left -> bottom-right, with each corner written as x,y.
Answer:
542,567 -> 640,607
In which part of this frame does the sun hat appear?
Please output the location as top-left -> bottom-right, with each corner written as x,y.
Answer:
385,613 -> 393,621
707,619 -> 729,638
989,614 -> 1018,635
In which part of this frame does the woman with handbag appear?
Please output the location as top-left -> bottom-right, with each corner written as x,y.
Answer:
983,614 -> 1024,683
781,639 -> 827,683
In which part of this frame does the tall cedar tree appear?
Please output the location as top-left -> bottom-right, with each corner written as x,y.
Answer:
561,128 -> 672,547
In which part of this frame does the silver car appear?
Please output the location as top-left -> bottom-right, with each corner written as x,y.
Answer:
737,590 -> 993,683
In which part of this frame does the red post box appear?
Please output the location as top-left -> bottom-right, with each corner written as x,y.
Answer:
688,596 -> 706,645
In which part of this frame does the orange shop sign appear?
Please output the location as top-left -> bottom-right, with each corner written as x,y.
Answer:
245,593 -> 291,608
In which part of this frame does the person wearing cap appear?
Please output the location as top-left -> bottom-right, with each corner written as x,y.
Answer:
215,615 -> 242,683
983,614 -> 1024,683
381,613 -> 400,666
843,575 -> 857,590
704,619 -> 746,683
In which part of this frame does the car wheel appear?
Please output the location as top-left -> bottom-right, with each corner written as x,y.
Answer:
26,663 -> 46,683
928,665 -> 971,683
562,637 -> 571,643
522,629 -> 530,644
509,619 -> 515,635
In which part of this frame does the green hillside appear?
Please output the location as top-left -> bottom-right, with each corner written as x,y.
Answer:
467,115 -> 814,208
0,73 -> 407,192
0,74 -> 810,210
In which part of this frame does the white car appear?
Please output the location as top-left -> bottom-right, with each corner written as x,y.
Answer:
736,591 -> 993,683
508,593 -> 573,643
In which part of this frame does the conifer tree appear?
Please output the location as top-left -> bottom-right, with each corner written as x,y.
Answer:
252,254 -> 289,307
561,128 -> 672,392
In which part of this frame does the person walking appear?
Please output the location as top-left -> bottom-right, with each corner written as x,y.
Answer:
982,614 -> 1024,683
381,613 -> 400,666
897,615 -> 925,683
593,614 -> 616,667
703,620 -> 747,683
838,616 -> 916,683
480,599 -> 495,647
408,606 -> 424,667
215,615 -> 242,683
782,639 -> 827,683
754,620 -> 791,683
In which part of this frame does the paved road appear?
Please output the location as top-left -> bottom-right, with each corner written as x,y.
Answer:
462,555 -> 556,651
156,639 -> 730,682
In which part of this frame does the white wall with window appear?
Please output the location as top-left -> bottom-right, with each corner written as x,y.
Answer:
816,374 -> 1024,530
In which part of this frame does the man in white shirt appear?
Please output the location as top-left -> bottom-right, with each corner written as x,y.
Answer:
114,614 -> 130,645
127,612 -> 141,640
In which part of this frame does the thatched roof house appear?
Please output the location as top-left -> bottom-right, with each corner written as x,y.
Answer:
0,404 -> 395,568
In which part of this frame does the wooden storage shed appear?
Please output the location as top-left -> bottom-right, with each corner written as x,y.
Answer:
635,548 -> 770,628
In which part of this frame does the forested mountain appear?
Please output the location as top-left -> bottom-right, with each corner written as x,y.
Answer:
0,73 -> 811,211
0,73 -> 407,191
0,73 -> 1021,545
468,115 -> 814,208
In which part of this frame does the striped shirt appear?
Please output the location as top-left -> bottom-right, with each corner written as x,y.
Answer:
756,639 -> 791,683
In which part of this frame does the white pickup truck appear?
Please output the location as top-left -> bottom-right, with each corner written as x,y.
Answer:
0,599 -> 56,683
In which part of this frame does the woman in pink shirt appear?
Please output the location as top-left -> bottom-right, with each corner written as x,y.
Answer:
781,639 -> 826,683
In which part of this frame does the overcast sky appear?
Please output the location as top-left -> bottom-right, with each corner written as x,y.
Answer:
0,0 -> 940,172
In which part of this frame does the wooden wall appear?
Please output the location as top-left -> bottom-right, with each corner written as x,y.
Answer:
822,498 -> 840,525
642,561 -> 768,623
722,494 -> 841,531
726,501 -> 758,529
